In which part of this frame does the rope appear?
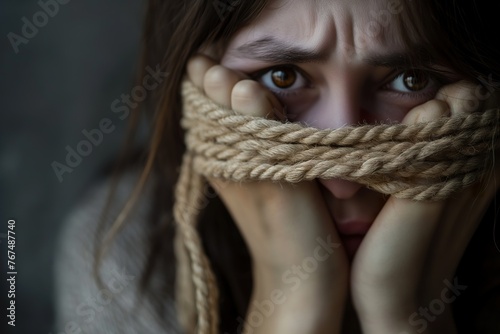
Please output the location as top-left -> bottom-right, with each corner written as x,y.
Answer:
174,77 -> 500,333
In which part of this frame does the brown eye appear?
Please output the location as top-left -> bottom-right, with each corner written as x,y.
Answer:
271,67 -> 297,88
403,70 -> 429,91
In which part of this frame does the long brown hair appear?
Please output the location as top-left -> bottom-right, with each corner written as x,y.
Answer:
97,0 -> 500,333
94,0 -> 270,332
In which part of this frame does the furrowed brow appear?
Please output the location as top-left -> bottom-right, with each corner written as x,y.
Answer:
362,47 -> 435,68
231,37 -> 329,63
232,38 -> 435,69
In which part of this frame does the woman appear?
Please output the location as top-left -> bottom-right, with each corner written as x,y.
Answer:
55,0 -> 500,333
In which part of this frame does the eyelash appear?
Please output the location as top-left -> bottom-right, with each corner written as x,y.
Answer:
252,65 -> 454,99
250,65 -> 311,97
269,89 -> 300,98
380,68 -> 453,99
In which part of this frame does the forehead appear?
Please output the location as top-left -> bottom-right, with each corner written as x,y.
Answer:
228,0 -> 408,59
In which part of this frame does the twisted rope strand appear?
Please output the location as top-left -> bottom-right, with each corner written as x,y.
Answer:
174,153 -> 219,334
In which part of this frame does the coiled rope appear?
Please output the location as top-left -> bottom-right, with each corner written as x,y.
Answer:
174,77 -> 500,333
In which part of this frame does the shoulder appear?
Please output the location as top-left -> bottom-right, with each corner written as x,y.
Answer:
54,170 -> 181,334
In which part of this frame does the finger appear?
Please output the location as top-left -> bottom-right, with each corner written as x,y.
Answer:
187,55 -> 285,120
204,64 -> 246,108
186,54 -> 217,89
435,80 -> 479,115
434,80 -> 500,191
402,99 -> 450,125
231,79 -> 284,119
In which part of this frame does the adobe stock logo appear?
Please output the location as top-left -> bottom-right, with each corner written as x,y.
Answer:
51,65 -> 168,182
7,0 -> 71,54
50,266 -> 135,334
228,235 -> 341,334
401,277 -> 467,334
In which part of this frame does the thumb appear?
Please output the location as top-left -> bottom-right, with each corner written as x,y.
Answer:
402,98 -> 450,125
231,79 -> 285,120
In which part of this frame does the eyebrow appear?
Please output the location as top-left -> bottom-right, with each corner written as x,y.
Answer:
231,37 -> 435,68
363,49 -> 435,68
232,37 -> 330,63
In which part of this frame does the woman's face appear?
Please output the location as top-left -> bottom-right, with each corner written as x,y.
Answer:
220,0 -> 455,257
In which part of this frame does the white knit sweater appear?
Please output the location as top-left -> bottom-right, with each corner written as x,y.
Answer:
54,171 -> 181,333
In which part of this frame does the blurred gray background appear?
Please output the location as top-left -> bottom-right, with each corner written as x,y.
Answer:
1,0 -> 144,332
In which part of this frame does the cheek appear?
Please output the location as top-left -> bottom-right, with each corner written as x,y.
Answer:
363,98 -> 411,123
289,96 -> 410,128
292,94 -> 431,127
273,90 -> 321,122
293,100 -> 344,129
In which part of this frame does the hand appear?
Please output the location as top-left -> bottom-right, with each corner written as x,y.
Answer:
186,54 -> 349,333
351,81 -> 500,334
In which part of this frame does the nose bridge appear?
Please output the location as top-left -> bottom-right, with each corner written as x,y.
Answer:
301,73 -> 361,130
328,84 -> 360,128
307,72 -> 365,199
